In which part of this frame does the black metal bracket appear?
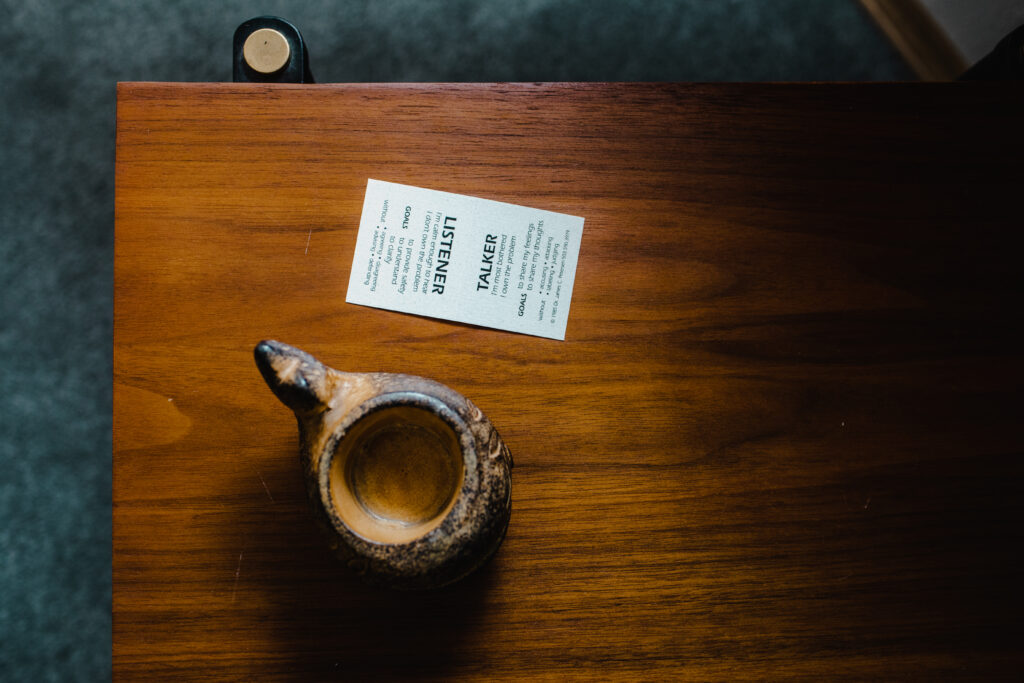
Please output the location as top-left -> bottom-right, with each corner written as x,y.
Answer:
960,24 -> 1024,81
233,16 -> 314,83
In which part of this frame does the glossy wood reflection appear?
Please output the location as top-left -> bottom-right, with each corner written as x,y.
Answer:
114,82 -> 1024,680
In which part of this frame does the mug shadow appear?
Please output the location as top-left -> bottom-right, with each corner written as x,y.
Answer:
269,529 -> 499,680
223,440 -> 499,680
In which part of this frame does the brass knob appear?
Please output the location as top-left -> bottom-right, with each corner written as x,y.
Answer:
242,28 -> 290,74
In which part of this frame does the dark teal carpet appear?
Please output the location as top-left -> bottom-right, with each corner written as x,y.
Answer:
0,1 -> 910,679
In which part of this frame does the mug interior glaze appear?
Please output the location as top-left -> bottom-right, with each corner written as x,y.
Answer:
324,396 -> 470,545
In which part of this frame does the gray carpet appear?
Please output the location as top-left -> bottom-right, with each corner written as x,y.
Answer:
0,1 -> 911,679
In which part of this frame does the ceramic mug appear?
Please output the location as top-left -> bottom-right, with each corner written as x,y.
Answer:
255,340 -> 512,589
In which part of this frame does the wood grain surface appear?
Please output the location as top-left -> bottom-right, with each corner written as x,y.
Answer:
114,82 -> 1024,680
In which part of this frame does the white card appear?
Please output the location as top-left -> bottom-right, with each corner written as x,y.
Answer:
346,180 -> 584,340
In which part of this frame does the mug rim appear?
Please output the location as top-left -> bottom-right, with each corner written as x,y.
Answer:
317,390 -> 480,548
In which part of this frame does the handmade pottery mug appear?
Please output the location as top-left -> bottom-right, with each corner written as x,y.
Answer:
254,340 -> 512,589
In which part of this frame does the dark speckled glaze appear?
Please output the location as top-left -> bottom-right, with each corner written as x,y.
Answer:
254,340 -> 512,590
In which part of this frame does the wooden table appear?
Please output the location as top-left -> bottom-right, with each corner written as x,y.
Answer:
114,82 -> 1023,680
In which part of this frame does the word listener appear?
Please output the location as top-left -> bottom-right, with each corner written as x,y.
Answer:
431,216 -> 457,294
